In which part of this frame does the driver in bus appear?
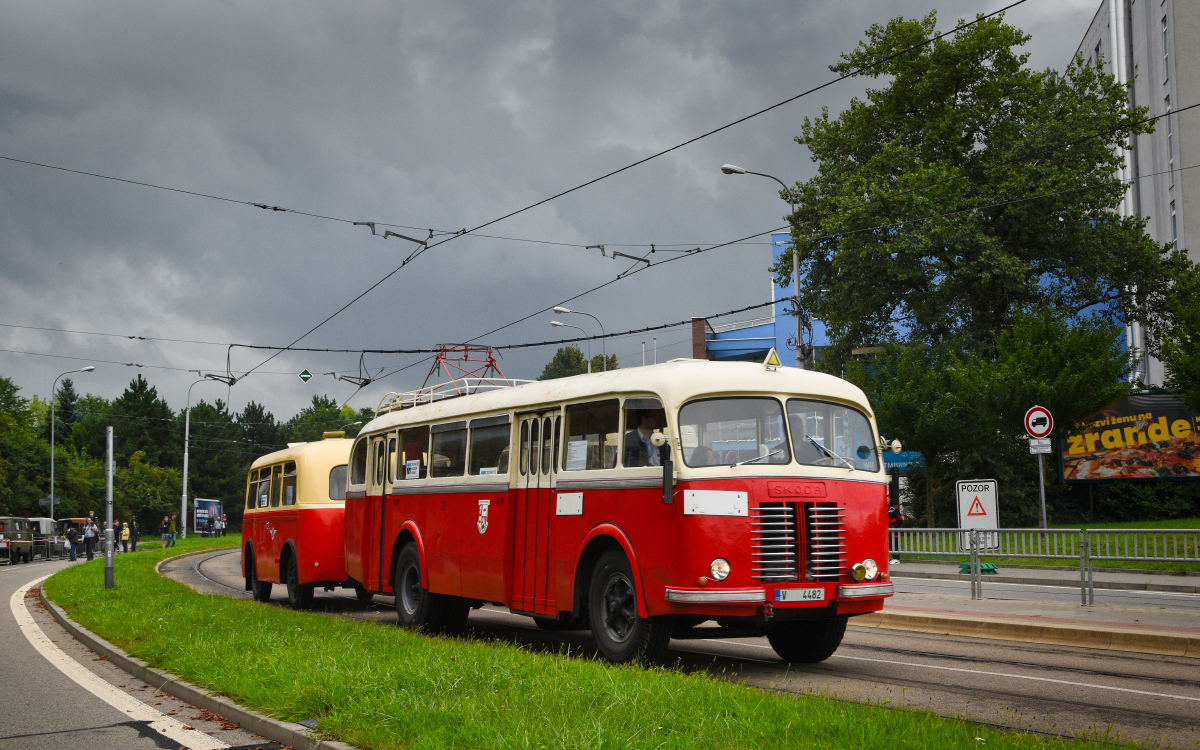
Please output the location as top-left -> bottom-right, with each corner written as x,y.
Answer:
623,409 -> 669,467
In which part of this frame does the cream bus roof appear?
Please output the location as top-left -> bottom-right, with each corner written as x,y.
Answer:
249,437 -> 352,474
363,360 -> 874,434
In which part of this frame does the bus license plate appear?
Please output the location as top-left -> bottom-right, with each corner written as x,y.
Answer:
775,587 -> 825,603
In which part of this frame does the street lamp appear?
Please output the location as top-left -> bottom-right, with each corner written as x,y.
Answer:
551,320 -> 592,373
721,163 -> 805,369
50,366 -> 95,524
553,306 -> 607,371
182,374 -> 228,541
340,421 -> 362,434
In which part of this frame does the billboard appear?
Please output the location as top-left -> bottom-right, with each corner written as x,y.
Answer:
194,498 -> 223,534
1061,394 -> 1200,482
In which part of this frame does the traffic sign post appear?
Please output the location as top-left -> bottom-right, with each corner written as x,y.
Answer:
1024,406 -> 1054,529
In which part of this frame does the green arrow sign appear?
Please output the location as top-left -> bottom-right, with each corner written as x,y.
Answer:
298,369 -> 312,383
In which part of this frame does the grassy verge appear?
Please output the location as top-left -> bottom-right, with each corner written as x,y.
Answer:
1052,518 -> 1200,530
44,539 -> 1111,750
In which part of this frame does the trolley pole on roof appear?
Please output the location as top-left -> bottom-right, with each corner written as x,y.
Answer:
104,426 -> 114,589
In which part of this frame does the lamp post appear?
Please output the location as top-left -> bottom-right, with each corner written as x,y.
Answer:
553,306 -> 607,370
50,366 -> 94,524
182,374 -> 227,540
551,320 -> 591,373
721,164 -> 804,369
340,421 -> 362,435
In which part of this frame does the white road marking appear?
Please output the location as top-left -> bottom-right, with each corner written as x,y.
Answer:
11,576 -> 229,750
707,638 -> 1200,703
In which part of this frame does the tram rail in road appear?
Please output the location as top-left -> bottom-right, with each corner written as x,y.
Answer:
161,549 -> 1200,747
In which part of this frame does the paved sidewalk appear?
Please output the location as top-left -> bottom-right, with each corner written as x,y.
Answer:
890,559 -> 1199,593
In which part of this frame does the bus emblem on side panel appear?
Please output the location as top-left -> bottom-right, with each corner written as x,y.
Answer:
477,499 -> 490,534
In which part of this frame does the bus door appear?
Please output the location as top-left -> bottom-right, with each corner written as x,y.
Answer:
365,433 -> 393,591
512,409 -> 560,614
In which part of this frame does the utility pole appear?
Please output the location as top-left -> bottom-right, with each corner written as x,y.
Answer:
104,426 -> 114,589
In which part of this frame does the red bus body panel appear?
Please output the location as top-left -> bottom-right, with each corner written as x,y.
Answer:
243,506 -> 346,585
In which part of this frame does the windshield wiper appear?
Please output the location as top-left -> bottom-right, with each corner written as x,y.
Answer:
806,436 -> 855,469
732,448 -> 785,467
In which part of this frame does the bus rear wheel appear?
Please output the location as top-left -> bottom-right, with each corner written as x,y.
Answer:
394,543 -> 447,631
588,549 -> 670,664
284,554 -> 314,609
765,616 -> 848,663
247,551 -> 272,602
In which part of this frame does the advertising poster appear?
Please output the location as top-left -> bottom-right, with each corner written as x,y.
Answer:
194,498 -> 223,534
1061,394 -> 1200,482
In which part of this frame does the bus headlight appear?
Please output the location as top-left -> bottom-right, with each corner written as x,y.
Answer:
709,558 -> 730,581
851,559 -> 878,582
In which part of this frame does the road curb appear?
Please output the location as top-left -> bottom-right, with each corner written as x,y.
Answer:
40,551 -> 356,750
855,610 -> 1200,658
891,570 -> 1199,594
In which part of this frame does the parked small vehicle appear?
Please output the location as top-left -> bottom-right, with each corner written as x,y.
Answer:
0,517 -> 35,564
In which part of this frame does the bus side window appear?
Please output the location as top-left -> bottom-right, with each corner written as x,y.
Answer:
282,462 -> 297,506
519,421 -> 529,475
328,465 -> 348,501
563,399 -> 620,471
387,436 -> 397,484
349,438 -> 368,487
258,471 -> 271,508
621,398 -> 667,468
431,421 -> 467,478
469,415 -> 511,476
246,469 -> 258,510
399,426 -> 430,480
270,465 -> 283,507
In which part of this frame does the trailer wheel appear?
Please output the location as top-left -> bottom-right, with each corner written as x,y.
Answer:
247,550 -> 272,602
588,549 -> 670,663
765,616 -> 848,663
284,554 -> 314,609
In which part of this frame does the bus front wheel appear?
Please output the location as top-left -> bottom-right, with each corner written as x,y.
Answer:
394,543 -> 443,630
588,549 -> 670,664
765,616 -> 848,663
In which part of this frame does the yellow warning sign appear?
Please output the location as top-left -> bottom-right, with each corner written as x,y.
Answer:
763,348 -> 782,369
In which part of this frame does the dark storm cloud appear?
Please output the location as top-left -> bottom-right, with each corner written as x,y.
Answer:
0,0 -> 1097,415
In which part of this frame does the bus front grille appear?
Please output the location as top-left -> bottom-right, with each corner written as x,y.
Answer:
805,504 -> 846,580
750,503 -> 798,581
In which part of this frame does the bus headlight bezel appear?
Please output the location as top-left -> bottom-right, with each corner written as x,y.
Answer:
709,558 -> 730,581
851,558 -> 878,582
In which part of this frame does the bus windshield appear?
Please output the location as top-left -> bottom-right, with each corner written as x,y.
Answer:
787,398 -> 878,471
679,397 -> 789,467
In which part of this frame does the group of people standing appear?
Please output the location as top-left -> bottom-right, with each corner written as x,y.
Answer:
65,510 -> 141,562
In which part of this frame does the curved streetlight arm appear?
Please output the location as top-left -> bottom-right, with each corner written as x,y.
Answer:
551,321 -> 592,372
555,308 -> 607,370
182,376 -> 226,540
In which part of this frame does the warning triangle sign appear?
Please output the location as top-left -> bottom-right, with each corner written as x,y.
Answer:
763,348 -> 782,369
967,496 -> 987,516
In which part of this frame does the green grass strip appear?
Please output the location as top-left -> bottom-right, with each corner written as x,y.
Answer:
43,536 -> 1113,749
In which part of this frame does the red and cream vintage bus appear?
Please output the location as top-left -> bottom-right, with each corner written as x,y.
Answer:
344,360 -> 894,663
242,432 -> 363,608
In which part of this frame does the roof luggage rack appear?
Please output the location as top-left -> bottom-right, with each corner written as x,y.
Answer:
375,377 -> 532,415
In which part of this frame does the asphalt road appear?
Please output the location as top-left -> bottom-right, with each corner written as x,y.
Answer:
163,550 -> 1200,748
0,555 -> 288,750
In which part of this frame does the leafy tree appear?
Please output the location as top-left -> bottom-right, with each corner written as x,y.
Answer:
538,347 -> 618,380
115,450 -> 182,531
0,376 -> 48,515
74,376 -> 178,469
284,395 -> 346,443
42,377 -> 80,445
1159,269 -> 1200,412
780,12 -> 1190,365
239,401 -> 284,452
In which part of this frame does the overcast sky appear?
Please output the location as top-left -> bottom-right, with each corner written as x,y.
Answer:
0,0 -> 1101,420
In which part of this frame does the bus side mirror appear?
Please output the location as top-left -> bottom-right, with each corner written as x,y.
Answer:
650,430 -> 669,447
890,439 -> 902,454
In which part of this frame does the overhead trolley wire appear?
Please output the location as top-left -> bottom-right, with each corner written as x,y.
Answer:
234,1 -> 1030,380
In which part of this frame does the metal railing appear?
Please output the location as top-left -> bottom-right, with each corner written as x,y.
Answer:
890,527 -> 1200,606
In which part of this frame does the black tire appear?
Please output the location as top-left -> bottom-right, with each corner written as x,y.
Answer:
354,586 -> 375,603
588,549 -> 671,664
284,553 -> 314,609
247,551 -> 272,602
765,616 -> 848,663
393,543 -> 445,630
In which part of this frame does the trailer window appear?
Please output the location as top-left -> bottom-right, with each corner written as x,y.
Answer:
787,399 -> 878,471
431,424 -> 467,478
328,465 -> 348,501
563,399 -> 620,471
399,426 -> 430,480
349,438 -> 368,486
282,462 -> 298,506
470,424 -> 511,475
679,398 -> 789,467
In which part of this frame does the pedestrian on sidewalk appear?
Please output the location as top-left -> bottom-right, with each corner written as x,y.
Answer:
112,520 -> 122,553
65,526 -> 79,562
168,514 -> 178,547
221,514 -> 228,537
120,521 -> 130,553
130,520 -> 139,552
82,518 -> 98,561
160,515 -> 169,549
